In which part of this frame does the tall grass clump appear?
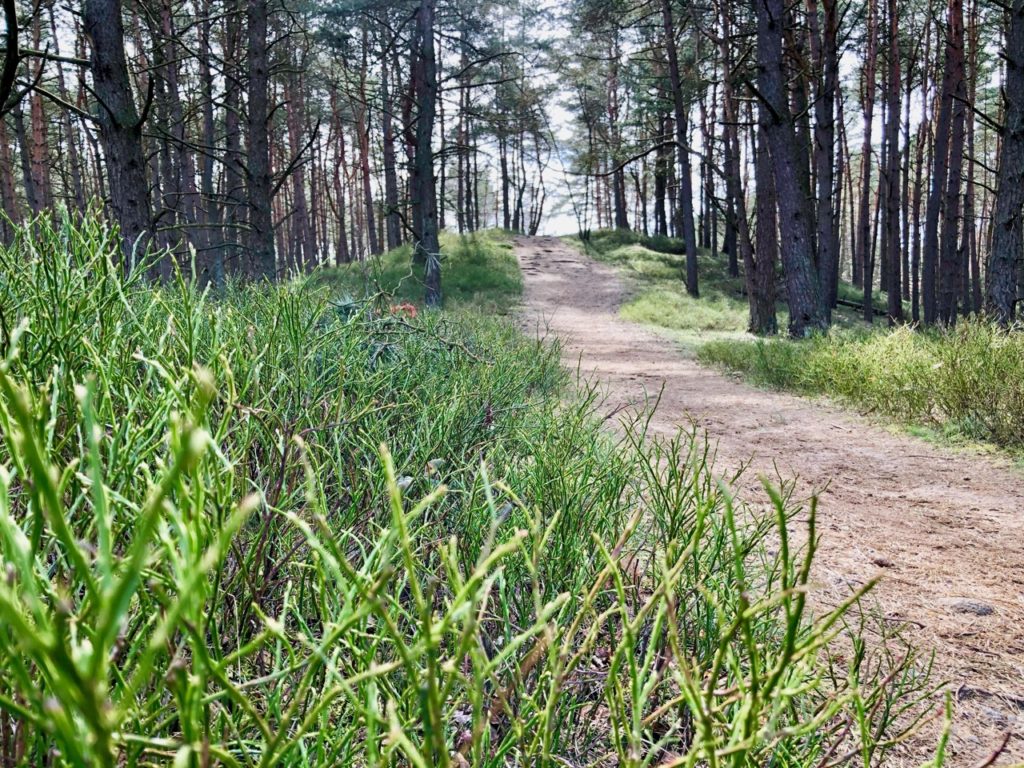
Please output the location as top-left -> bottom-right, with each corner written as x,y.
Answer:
0,217 -> 939,765
700,322 -> 1024,450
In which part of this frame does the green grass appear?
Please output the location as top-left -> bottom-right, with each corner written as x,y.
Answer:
0,215 -> 940,765
572,230 -> 905,344
699,320 -> 1024,451
572,230 -> 751,344
316,229 -> 522,314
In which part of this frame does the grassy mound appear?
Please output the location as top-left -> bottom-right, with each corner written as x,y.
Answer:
700,321 -> 1024,450
0,217 -> 936,765
317,229 -> 521,313
574,230 -> 751,339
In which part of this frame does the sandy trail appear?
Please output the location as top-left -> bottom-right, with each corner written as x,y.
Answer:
515,235 -> 1024,765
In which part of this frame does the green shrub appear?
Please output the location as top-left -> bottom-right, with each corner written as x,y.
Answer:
621,288 -> 748,333
700,320 -> 1024,450
0,217 -> 938,766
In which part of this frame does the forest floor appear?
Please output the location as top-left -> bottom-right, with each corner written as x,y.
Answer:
514,234 -> 1024,766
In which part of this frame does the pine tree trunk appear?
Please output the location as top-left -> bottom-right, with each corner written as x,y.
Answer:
938,0 -> 966,325
382,42 -> 402,249
808,0 -> 840,317
661,0 -> 699,296
884,0 -> 902,323
83,0 -> 152,269
986,0 -> 1024,324
412,0 -> 441,306
245,0 -> 275,278
754,0 -> 826,336
855,0 -> 878,306
923,0 -> 958,324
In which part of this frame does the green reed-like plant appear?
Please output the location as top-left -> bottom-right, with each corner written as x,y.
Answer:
0,215 -> 941,766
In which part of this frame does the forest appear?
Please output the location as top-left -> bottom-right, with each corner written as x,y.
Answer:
0,0 -> 1021,333
1,0 -> 1023,764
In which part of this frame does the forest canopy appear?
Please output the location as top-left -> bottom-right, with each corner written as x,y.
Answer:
0,0 -> 1022,335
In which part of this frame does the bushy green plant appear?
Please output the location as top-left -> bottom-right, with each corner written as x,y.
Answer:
699,319 -> 1024,450
0,217 -> 939,766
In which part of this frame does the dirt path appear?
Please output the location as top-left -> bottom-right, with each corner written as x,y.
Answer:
515,235 -> 1024,765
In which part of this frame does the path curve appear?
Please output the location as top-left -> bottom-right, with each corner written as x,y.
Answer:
515,235 -> 1024,765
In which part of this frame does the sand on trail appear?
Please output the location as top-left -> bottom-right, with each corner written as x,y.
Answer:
514,234 -> 1024,765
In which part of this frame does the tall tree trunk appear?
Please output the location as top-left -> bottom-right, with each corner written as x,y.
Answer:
884,0 -> 902,323
808,0 -> 840,317
358,27 -> 380,256
720,11 -> 775,334
11,102 -> 40,214
653,113 -> 670,237
986,0 -> 1024,324
197,0 -> 222,285
0,118 -> 19,241
754,0 -> 826,336
49,5 -> 86,213
938,0 -> 966,325
83,0 -> 152,268
285,61 -> 313,272
923,0 -> 959,324
661,0 -> 699,296
912,119 -> 926,322
382,43 -> 402,250
412,0 -> 441,306
855,0 -> 878,307
222,2 -> 246,275
245,0 -> 275,278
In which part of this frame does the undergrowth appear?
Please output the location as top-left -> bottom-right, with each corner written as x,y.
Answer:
0,216 -> 941,766
316,229 -> 521,314
699,322 -> 1024,451
574,230 -> 752,339
574,230 -> 901,341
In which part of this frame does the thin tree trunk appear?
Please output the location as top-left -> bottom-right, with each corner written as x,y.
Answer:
884,0 -> 902,323
939,0 -> 967,325
855,0 -> 878,306
661,0 -> 699,296
808,0 -> 840,316
412,0 -> 441,306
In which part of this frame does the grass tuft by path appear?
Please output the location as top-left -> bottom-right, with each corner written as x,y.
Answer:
571,230 -> 751,344
700,320 -> 1024,453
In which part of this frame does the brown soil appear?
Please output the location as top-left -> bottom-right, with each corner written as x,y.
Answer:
515,235 -> 1024,766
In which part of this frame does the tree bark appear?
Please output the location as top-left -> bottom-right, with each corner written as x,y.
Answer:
411,0 -> 441,306
808,0 -> 840,317
661,0 -> 699,297
382,40 -> 402,250
83,0 -> 152,268
884,0 -> 902,324
923,0 -> 958,324
753,0 -> 826,336
855,0 -> 878,305
938,0 -> 966,325
986,0 -> 1024,324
